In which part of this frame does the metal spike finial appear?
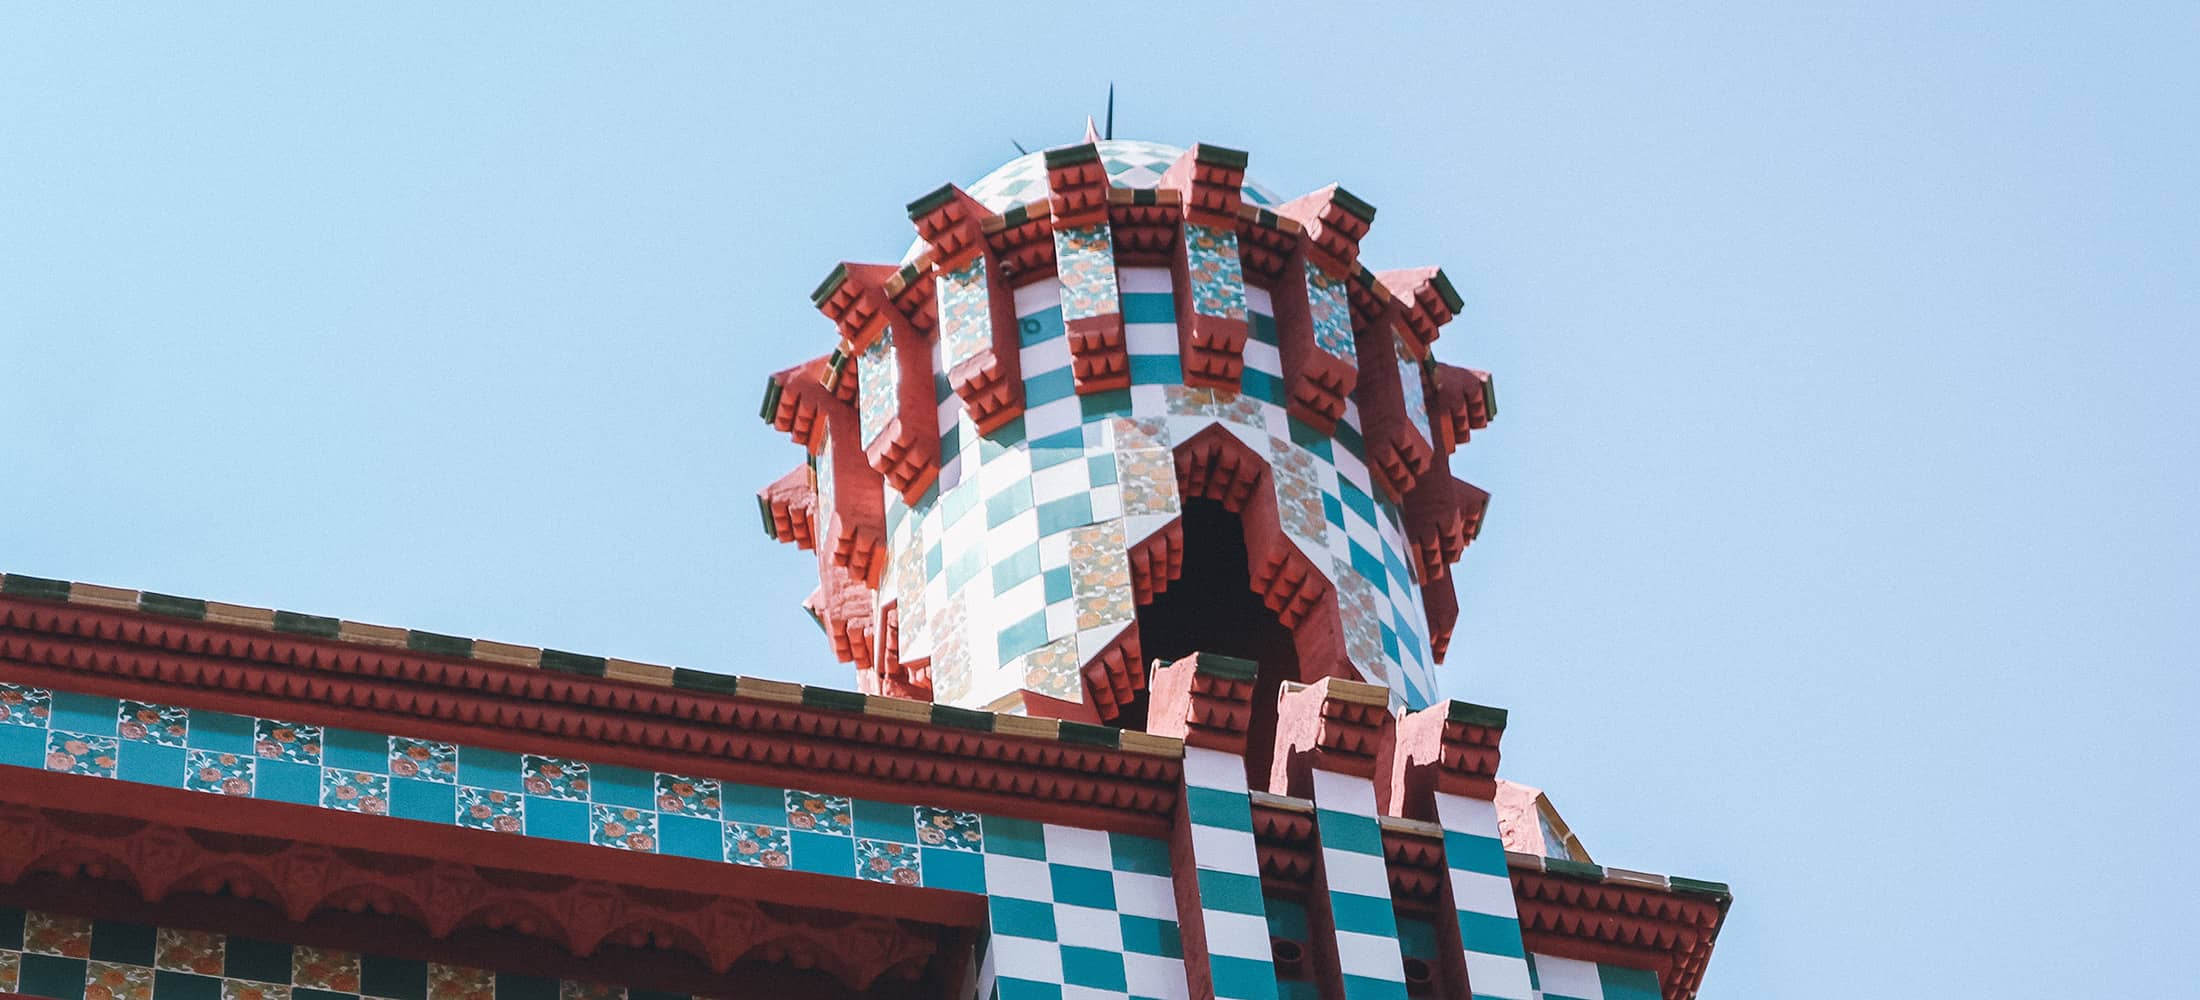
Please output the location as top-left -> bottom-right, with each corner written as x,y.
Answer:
1104,84 -> 1114,140
1011,138 -> 1029,155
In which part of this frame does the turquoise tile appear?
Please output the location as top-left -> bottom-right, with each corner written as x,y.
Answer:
1036,494 -> 1094,535
1018,308 -> 1064,348
322,727 -> 387,773
852,799 -> 914,841
1087,454 -> 1117,486
1249,311 -> 1279,346
941,478 -> 979,525
1266,896 -> 1310,938
20,953 -> 88,1000
992,542 -> 1041,595
1030,428 -> 1085,470
1196,869 -> 1266,915
1598,964 -> 1662,1000
390,776 -> 456,824
0,724 -> 45,768
789,829 -> 853,876
1186,786 -> 1254,831
1321,493 -> 1344,528
116,740 -> 186,787
1050,863 -> 1116,909
154,971 -> 220,1000
722,783 -> 786,825
1042,566 -> 1073,604
1108,832 -> 1171,875
48,691 -> 118,735
996,979 -> 1063,1000
944,547 -> 985,595
1395,915 -> 1440,961
658,814 -> 722,861
1122,292 -> 1174,324
1060,945 -> 1127,992
1340,974 -> 1408,999
590,763 -> 656,809
526,796 -> 589,842
1208,955 -> 1282,1000
994,609 -> 1049,663
1457,910 -> 1526,958
185,710 -> 254,754
979,416 -> 1027,458
1243,369 -> 1286,405
1025,367 -> 1075,407
255,759 -> 319,805
1329,890 -> 1398,937
1349,540 -> 1386,584
1127,354 -> 1181,386
1288,416 -> 1334,460
920,846 -> 985,893
224,936 -> 292,983
90,917 -> 155,965
1079,388 -> 1133,420
495,973 -> 556,1000
1315,809 -> 1384,854
359,955 -> 427,1000
1443,830 -> 1509,876
1118,914 -> 1183,958
988,896 -> 1056,941
458,746 -> 522,791
986,479 -> 1034,528
984,815 -> 1046,859
1340,479 -> 1377,524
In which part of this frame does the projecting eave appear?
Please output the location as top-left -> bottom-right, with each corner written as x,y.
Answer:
1507,852 -> 1733,1000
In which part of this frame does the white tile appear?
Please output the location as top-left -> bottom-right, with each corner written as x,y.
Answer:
997,508 -> 1040,545
1333,930 -> 1406,981
1076,619 -> 1131,657
1046,601 -> 1077,639
1183,747 -> 1248,791
1024,396 -> 1082,440
1120,266 -> 1173,294
1320,848 -> 1391,896
1032,461 -> 1090,505
1052,903 -> 1125,951
1191,825 -> 1260,876
1089,486 -> 1122,522
1125,321 -> 1180,357
989,935 -> 1064,984
1113,871 -> 1179,920
1130,383 -> 1168,418
1123,954 -> 1190,1000
1463,954 -> 1535,1000
1200,909 -> 1274,961
1043,824 -> 1114,867
1014,280 -> 1062,316
1063,987 -> 1122,1000
1449,869 -> 1520,918
1022,337 -> 1073,377
1125,512 -> 1179,545
985,853 -> 1055,898
1241,339 -> 1282,376
1311,770 -> 1378,813
1039,531 -> 1072,568
1528,954 -> 1601,1000
1244,285 -> 1274,314
1433,792 -> 1501,836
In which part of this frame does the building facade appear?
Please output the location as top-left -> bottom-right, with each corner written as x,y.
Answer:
0,137 -> 1728,1000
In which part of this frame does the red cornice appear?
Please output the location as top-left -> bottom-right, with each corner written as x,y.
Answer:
1510,864 -> 1729,1000
0,596 -> 1181,837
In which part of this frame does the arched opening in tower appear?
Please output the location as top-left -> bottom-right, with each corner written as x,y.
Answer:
1133,496 -> 1300,788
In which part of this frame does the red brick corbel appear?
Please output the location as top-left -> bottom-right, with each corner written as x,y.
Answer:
1163,144 -> 1253,389
1427,363 -> 1497,454
1351,283 -> 1435,503
1145,652 -> 1260,755
1276,185 -> 1375,276
1267,676 -> 1396,794
812,263 -> 943,503
761,356 -> 835,452
757,465 -> 817,550
1421,567 -> 1460,665
1378,700 -> 1508,818
1378,267 -> 1463,356
1269,241 -> 1357,432
1045,143 -> 1130,393
909,184 -> 1024,433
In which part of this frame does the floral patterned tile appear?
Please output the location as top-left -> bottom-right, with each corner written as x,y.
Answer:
156,927 -> 225,974
457,786 -> 524,833
522,755 -> 589,801
654,774 -> 721,820
783,790 -> 852,835
857,328 -> 899,444
389,736 -> 457,783
224,980 -> 291,1000
23,910 -> 92,957
560,982 -> 627,1000
1020,637 -> 1082,702
725,823 -> 791,869
323,768 -> 390,815
45,731 -> 119,778
1069,519 -> 1134,629
427,963 -> 494,1000
938,259 -> 993,370
1185,223 -> 1248,321
254,720 -> 321,765
0,683 -> 50,728
855,839 -> 922,886
1055,224 -> 1121,322
292,945 -> 361,993
84,960 -> 154,1000
185,749 -> 254,797
116,701 -> 188,746
913,806 -> 983,852
1306,261 -> 1357,360
590,805 -> 658,853
0,951 -> 17,994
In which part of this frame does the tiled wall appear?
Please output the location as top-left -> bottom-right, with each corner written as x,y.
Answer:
1526,954 -> 1661,1000
0,907 -> 687,1000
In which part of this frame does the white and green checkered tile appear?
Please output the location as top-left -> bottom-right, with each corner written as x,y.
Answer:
1308,769 -> 1409,999
1431,790 -> 1534,1000
980,822 -> 1186,1000
1525,954 -> 1660,1000
1179,746 -> 1283,1000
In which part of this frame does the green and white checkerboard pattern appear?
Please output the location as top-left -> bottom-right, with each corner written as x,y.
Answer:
1308,770 -> 1409,999
1525,954 -> 1661,1000
1433,791 -> 1535,1000
1179,747 -> 1283,1000
977,825 -> 1188,1000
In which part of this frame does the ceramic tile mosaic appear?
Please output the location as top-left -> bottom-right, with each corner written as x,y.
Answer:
1054,223 -> 1121,322
938,257 -> 993,371
856,327 -> 898,444
1304,261 -> 1357,360
1434,792 -> 1536,1000
1184,223 -> 1248,321
1394,336 -> 1432,444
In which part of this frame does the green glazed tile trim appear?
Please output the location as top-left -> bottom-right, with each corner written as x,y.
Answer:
1,574 -> 70,601
1193,144 -> 1249,170
1669,876 -> 1733,900
407,631 -> 473,658
1044,143 -> 1100,169
539,649 -> 607,677
1246,207 -> 1283,229
137,592 -> 207,620
756,494 -> 780,540
1127,189 -> 1160,206
759,375 -> 785,423
272,610 -> 341,638
671,667 -> 738,694
1544,858 -> 1605,881
1192,652 -> 1258,681
905,183 -> 958,220
801,686 -> 867,714
1482,374 -> 1499,419
1445,701 -> 1508,730
823,348 -> 849,390
809,262 -> 850,307
895,262 -> 923,288
1430,269 -> 1464,315
930,704 -> 995,732
1329,186 -> 1377,224
1056,720 -> 1119,749
998,203 -> 1039,227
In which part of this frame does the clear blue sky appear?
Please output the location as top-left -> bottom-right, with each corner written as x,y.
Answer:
4,5 -> 2193,996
